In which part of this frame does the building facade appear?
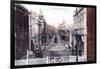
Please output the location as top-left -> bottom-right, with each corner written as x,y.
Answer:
72,7 -> 87,61
72,7 -> 96,62
15,4 -> 29,60
29,11 -> 38,51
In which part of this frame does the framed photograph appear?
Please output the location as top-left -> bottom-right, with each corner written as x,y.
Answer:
10,0 -> 96,69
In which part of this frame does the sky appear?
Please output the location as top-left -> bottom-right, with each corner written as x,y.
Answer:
20,3 -> 76,28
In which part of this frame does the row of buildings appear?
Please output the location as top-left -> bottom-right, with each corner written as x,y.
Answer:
56,7 -> 95,62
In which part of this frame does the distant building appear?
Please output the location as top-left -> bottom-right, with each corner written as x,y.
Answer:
15,4 -> 29,60
58,19 -> 70,42
58,19 -> 69,30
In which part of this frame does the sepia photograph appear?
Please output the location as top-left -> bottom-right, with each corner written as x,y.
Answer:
11,1 -> 96,68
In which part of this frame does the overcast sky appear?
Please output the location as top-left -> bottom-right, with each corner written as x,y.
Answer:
20,4 -> 76,28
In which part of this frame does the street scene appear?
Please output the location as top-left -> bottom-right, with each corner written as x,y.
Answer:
14,3 -> 88,66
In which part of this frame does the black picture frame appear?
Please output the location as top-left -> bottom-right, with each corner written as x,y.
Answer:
10,1 -> 96,69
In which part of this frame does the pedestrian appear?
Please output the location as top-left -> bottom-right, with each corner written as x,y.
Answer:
54,36 -> 57,43
31,40 -> 34,52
